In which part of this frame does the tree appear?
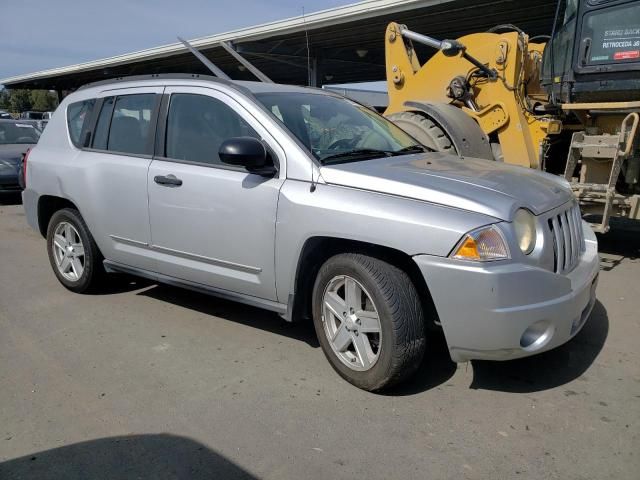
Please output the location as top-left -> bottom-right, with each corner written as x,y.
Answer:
30,90 -> 58,111
0,89 -> 59,113
0,89 -> 10,110
8,89 -> 33,113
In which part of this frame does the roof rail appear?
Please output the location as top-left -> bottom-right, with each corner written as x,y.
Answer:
77,73 -> 227,90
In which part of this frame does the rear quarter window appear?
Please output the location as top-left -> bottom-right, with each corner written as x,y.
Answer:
67,99 -> 96,148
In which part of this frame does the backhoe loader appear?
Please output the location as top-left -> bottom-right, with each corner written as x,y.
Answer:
384,0 -> 640,232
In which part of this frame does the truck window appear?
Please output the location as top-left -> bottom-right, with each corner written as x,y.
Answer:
581,2 -> 640,66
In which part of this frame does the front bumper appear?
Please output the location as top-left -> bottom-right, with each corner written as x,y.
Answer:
414,223 -> 599,362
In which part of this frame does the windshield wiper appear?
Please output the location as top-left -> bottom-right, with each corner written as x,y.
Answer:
392,144 -> 429,154
320,149 -> 394,163
320,145 -> 429,164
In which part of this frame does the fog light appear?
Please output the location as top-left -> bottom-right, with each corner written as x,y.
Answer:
520,320 -> 554,350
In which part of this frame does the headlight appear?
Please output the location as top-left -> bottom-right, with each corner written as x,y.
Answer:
513,209 -> 536,254
451,225 -> 510,261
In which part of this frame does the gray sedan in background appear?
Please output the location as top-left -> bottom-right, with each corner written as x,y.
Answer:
0,119 -> 40,192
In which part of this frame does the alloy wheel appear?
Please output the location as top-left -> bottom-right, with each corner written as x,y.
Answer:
322,275 -> 382,371
52,221 -> 85,281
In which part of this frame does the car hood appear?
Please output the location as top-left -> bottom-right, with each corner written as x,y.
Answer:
0,144 -> 33,165
319,152 -> 573,221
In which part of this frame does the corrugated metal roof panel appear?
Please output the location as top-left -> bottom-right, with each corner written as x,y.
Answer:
0,0 -> 449,87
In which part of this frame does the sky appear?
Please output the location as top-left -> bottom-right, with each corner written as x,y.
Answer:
0,0 -> 360,81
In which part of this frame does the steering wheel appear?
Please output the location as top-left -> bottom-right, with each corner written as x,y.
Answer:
327,137 -> 358,151
355,130 -> 392,151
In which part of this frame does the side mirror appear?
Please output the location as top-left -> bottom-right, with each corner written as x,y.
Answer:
219,136 -> 276,176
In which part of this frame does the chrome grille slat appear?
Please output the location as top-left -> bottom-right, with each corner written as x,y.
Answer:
547,203 -> 584,274
566,212 -> 574,269
575,203 -> 586,251
576,206 -> 583,254
551,216 -> 564,272
567,209 -> 578,267
572,208 -> 578,265
561,212 -> 572,271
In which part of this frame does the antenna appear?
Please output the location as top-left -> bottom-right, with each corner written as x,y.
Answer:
177,36 -> 231,80
301,6 -> 316,191
302,7 -> 312,86
219,41 -> 274,83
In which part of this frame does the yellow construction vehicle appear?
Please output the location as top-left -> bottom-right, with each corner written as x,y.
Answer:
384,0 -> 640,232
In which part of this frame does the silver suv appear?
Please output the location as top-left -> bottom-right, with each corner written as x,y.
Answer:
22,75 -> 599,391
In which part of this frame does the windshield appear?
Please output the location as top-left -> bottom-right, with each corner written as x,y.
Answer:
0,122 -> 41,145
255,92 -> 425,164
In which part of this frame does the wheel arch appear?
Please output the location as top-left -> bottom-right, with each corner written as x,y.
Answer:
289,236 -> 439,330
37,195 -> 79,237
403,101 -> 493,160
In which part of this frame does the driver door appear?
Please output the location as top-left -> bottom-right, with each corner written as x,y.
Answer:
147,86 -> 285,301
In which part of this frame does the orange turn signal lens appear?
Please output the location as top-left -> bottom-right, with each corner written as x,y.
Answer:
454,236 -> 481,260
451,225 -> 510,261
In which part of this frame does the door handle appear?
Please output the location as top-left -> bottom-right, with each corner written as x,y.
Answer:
579,38 -> 592,66
154,174 -> 183,187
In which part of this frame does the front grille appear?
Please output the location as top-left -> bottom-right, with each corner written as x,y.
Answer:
547,202 -> 585,274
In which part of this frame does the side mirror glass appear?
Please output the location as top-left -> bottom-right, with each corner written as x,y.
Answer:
219,136 -> 276,176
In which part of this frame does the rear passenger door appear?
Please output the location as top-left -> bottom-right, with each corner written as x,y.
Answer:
147,86 -> 285,301
81,87 -> 163,271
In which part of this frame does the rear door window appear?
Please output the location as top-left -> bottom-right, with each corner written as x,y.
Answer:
67,99 -> 96,148
92,94 -> 157,155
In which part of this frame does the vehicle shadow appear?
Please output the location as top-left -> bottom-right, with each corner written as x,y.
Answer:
596,218 -> 640,260
137,284 -> 458,392
0,434 -> 255,480
131,280 -> 604,396
381,331 -> 457,396
469,300 -> 608,393
0,192 -> 22,205
91,273 -> 157,295
137,283 -> 320,348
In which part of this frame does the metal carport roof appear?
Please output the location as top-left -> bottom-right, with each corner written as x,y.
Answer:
0,0 -> 561,91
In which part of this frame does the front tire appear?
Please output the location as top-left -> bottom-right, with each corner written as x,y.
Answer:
312,253 -> 426,391
47,208 -> 104,293
386,111 -> 455,153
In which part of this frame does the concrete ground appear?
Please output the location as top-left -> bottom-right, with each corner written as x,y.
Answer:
0,193 -> 638,479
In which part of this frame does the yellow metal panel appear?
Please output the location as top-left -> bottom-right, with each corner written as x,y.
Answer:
385,23 -> 551,169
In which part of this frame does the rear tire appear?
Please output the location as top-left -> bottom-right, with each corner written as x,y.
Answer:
46,208 -> 105,293
386,111 -> 455,153
312,253 -> 426,391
